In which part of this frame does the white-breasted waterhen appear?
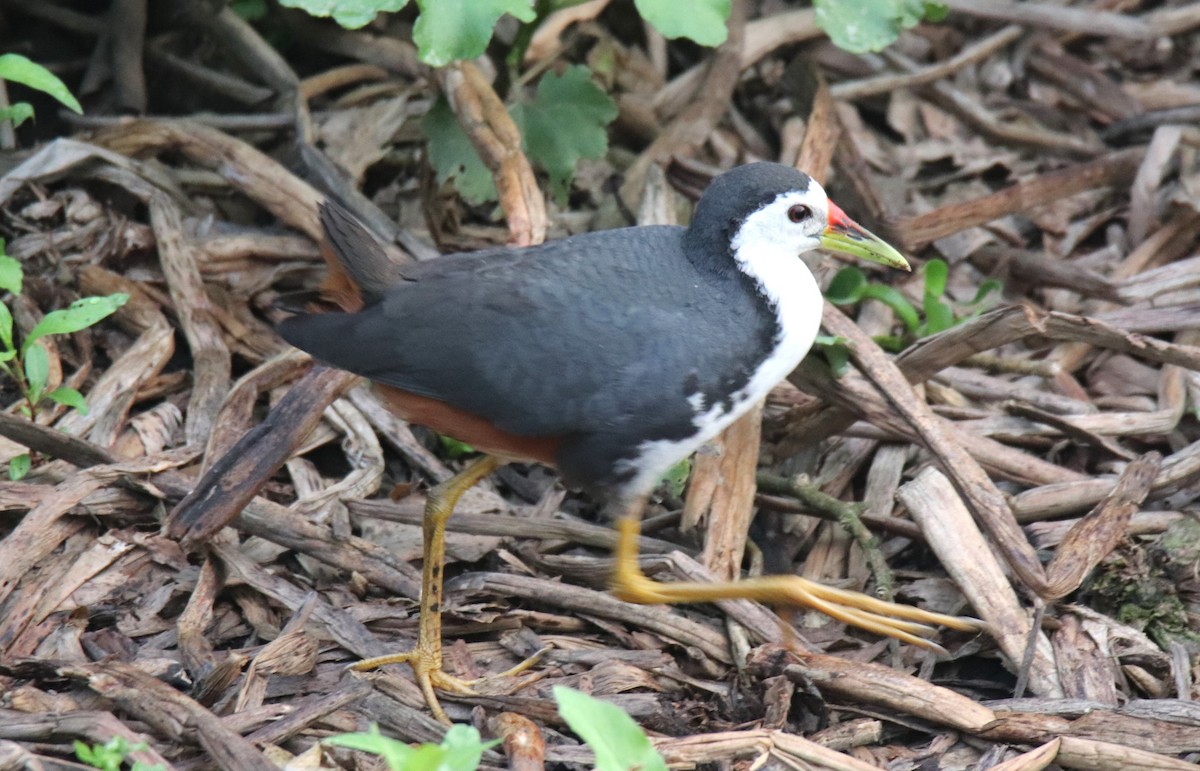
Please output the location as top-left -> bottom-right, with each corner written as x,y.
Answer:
280,162 -> 978,723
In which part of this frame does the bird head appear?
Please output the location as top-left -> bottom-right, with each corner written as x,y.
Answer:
691,162 -> 909,273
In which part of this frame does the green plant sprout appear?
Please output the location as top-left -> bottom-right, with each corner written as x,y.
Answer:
73,736 -> 165,771
423,64 -> 617,206
826,258 -> 1001,351
324,687 -> 667,771
815,0 -> 947,54
0,53 -> 83,130
277,0 -> 944,59
277,0 -> 945,206
554,686 -> 668,771
0,243 -> 127,480
277,0 -> 729,59
325,723 -> 498,771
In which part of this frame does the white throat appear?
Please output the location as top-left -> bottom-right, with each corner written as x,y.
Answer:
728,225 -> 824,393
617,224 -> 824,497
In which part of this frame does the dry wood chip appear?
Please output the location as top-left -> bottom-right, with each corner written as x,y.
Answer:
60,662 -> 275,771
437,62 -> 546,247
54,319 -> 174,445
898,467 -> 1063,698
823,305 -> 1049,597
146,193 -> 231,446
490,711 -> 546,771
1043,453 -> 1161,600
449,571 -> 732,665
988,738 -> 1060,771
0,709 -> 174,769
317,94 -> 412,184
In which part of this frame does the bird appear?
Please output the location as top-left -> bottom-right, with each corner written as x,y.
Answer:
279,162 -> 979,723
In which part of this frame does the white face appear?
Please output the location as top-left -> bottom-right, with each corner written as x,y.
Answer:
728,183 -> 832,262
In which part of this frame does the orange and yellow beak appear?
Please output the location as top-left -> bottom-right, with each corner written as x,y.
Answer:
820,201 -> 910,271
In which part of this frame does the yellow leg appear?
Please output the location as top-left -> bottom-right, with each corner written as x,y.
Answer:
610,514 -> 983,654
352,455 -> 511,724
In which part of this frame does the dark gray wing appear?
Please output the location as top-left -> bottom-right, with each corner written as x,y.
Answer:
279,225 -> 777,443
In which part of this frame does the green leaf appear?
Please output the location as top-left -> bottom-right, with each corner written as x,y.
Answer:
439,433 -> 476,458
0,248 -> 22,294
634,0 -> 730,46
921,298 -> 955,335
922,258 -> 948,301
47,386 -> 88,414
24,342 -> 48,406
919,259 -> 952,335
815,336 -> 851,377
9,452 -> 30,481
0,102 -> 35,128
860,284 -> 920,332
922,1 -> 948,23
277,0 -> 410,29
230,0 -> 270,21
825,266 -> 867,304
413,0 -> 536,66
0,54 -> 82,114
660,457 -> 691,499
325,726 -> 413,768
438,724 -> 500,771
0,302 -> 14,352
873,333 -> 906,351
325,723 -> 496,771
813,0 -> 944,53
969,278 -> 1003,306
555,686 -> 667,771
423,96 -> 498,204
510,66 -> 617,204
23,293 -> 128,353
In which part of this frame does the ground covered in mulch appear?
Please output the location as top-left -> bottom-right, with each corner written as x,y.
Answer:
2,1 -> 1200,769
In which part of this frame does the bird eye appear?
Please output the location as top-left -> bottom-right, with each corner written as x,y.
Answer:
787,204 -> 812,223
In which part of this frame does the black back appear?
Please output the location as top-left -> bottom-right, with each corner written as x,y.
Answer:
280,164 -> 816,495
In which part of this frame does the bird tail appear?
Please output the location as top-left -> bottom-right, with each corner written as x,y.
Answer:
315,201 -> 407,312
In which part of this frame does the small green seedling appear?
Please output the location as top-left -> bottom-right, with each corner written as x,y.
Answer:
554,686 -> 668,771
0,244 -> 127,479
73,736 -> 165,771
324,687 -> 666,771
659,456 -> 691,499
325,723 -> 498,771
0,53 -> 83,130
813,333 -> 852,377
424,63 -> 617,207
278,0 -> 729,59
815,0 -> 947,53
826,258 -> 1001,352
438,433 -> 477,458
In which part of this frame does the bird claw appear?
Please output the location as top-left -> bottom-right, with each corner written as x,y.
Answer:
611,527 -> 981,651
351,647 -> 548,725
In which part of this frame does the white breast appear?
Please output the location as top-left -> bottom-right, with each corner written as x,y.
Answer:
617,243 -> 823,498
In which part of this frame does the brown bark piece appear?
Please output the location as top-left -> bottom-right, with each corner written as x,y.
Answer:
437,62 -> 546,247
60,662 -> 276,771
820,305 -> 1049,595
1043,452 -> 1162,599
166,365 -> 358,544
890,149 -> 1144,251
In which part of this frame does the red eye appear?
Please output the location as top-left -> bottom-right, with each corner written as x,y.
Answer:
788,204 -> 811,223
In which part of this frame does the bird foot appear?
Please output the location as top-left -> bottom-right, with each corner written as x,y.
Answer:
351,647 -> 547,724
610,517 -> 982,653
612,558 -> 980,653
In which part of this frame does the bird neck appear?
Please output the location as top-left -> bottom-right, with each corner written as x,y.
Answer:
729,238 -> 824,386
